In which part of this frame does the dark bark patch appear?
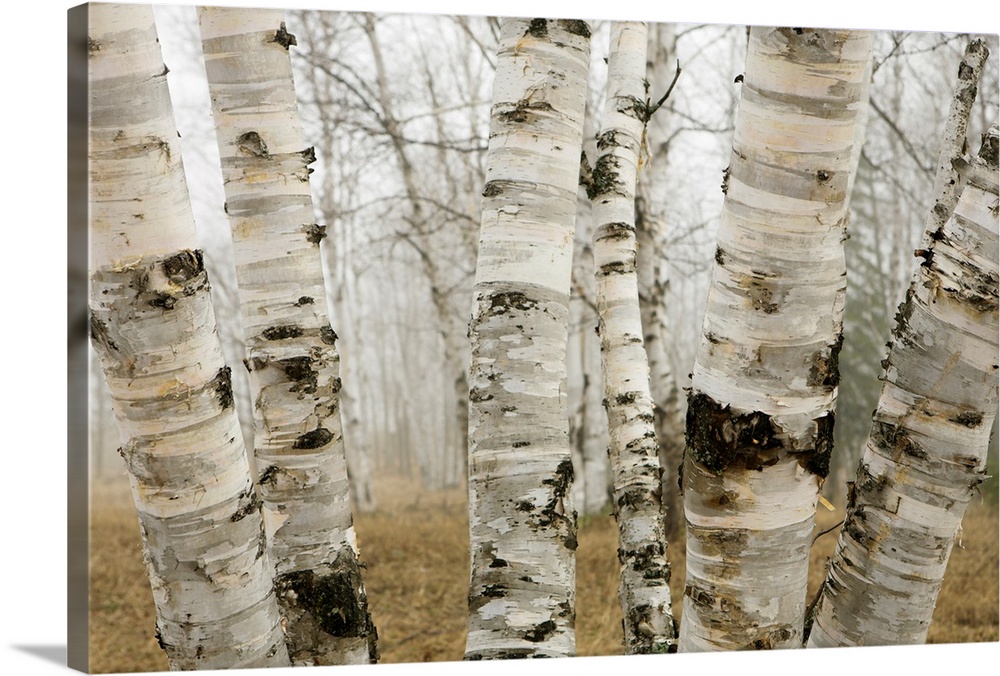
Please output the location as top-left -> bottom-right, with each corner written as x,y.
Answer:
320,325 -> 338,345
979,126 -> 998,168
523,620 -> 557,643
261,324 -> 303,340
587,153 -> 625,199
162,250 -> 204,283
270,22 -> 297,49
801,412 -> 835,478
558,19 -> 591,38
300,146 -> 316,164
542,458 -> 574,499
807,334 -> 844,389
598,259 -> 634,276
481,584 -> 506,598
951,410 -> 985,428
258,464 -> 281,486
295,296 -> 314,306
469,388 -> 494,403
275,567 -> 371,639
512,441 -> 531,448
280,356 -> 317,393
482,181 -> 505,197
525,18 -> 548,38
487,291 -> 537,315
208,366 -> 234,409
515,500 -> 534,512
89,314 -> 118,353
816,169 -> 832,183
714,246 -> 726,265
684,391 -> 782,474
499,99 -> 556,125
304,224 -> 327,245
293,427 -> 334,450
229,486 -> 261,523
489,558 -> 509,568
871,419 -> 929,460
598,221 -> 635,241
236,131 -> 269,158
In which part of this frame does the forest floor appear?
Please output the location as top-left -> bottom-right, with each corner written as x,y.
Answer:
88,475 -> 998,672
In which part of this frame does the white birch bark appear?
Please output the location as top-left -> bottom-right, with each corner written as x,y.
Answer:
590,21 -> 677,654
636,22 -> 686,542
87,4 -> 289,669
679,27 -> 872,652
198,7 -> 376,664
807,123 -> 998,648
465,17 -> 591,660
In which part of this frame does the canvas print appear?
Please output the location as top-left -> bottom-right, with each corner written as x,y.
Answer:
68,1 -> 999,672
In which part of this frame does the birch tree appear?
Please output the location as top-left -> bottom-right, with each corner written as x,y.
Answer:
87,4 -> 289,669
806,57 -> 997,646
465,16 -> 591,660
588,20 -> 677,654
635,22 -> 687,542
679,26 -> 873,652
198,6 -> 377,664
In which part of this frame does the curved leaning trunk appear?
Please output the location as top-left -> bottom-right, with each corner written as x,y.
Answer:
590,21 -> 677,654
87,4 -> 289,669
198,7 -> 377,665
807,124 -> 998,648
465,17 -> 591,660
679,27 -> 872,652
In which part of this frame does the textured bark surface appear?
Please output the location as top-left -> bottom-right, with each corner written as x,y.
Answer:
87,4 -> 289,669
465,17 -> 591,660
808,123 -> 998,648
590,21 -> 677,654
923,39 -> 991,243
680,27 -> 873,652
198,7 -> 376,665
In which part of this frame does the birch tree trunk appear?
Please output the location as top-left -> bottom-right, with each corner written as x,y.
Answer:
465,17 -> 591,660
198,7 -> 376,665
807,122 -> 998,648
636,22 -> 686,542
679,27 -> 872,652
87,4 -> 289,669
590,21 -> 677,654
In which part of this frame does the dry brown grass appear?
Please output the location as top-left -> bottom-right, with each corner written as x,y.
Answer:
87,477 -> 998,672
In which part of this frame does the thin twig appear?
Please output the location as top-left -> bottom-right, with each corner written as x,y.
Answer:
646,60 -> 682,119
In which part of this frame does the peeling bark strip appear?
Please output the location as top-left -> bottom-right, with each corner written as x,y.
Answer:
590,22 -> 676,655
808,123 -> 999,649
466,17 -> 591,660
87,5 -> 288,669
199,7 -> 376,665
680,27 -> 872,653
